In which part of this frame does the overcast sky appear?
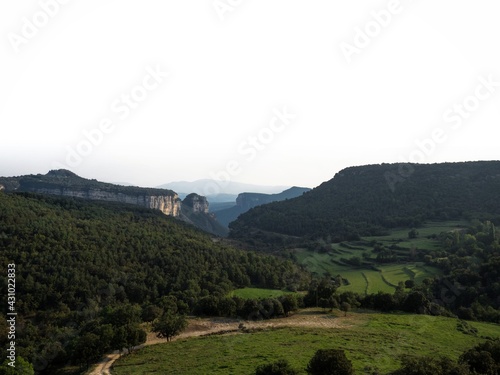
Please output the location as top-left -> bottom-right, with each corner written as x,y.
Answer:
1,0 -> 499,189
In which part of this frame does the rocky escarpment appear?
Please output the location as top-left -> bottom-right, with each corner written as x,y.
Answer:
0,170 -> 231,235
23,187 -> 181,216
180,193 -> 228,237
182,193 -> 209,213
0,170 -> 181,217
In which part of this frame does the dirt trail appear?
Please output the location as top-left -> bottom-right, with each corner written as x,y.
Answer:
88,309 -> 361,375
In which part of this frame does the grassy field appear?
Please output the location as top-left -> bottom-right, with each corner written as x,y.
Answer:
111,310 -> 500,375
294,221 -> 465,294
229,287 -> 295,299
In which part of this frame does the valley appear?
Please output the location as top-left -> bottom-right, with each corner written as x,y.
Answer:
2,161 -> 500,374
294,222 -> 464,294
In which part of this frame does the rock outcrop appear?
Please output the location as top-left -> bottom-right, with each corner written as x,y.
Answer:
0,170 -> 181,217
0,170 -> 227,235
182,193 -> 209,214
180,193 -> 227,236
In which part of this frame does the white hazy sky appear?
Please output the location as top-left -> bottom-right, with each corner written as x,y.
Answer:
1,0 -> 499,188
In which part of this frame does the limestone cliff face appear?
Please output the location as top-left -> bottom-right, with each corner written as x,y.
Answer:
182,193 -> 209,213
147,195 -> 181,216
180,193 -> 227,236
22,187 -> 181,216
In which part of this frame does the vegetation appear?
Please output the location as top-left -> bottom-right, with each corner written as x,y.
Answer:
298,221 -> 500,322
0,192 -> 308,372
111,311 -> 500,374
152,312 -> 188,342
255,359 -> 299,375
306,349 -> 353,375
230,162 -> 500,244
3,162 -> 500,373
230,287 -> 296,299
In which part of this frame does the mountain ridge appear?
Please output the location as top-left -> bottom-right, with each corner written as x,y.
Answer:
215,186 -> 311,227
0,170 -> 227,236
229,161 -> 500,244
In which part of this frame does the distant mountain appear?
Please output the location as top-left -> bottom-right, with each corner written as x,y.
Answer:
229,161 -> 500,244
158,179 -> 290,198
0,170 -> 226,236
215,187 -> 311,227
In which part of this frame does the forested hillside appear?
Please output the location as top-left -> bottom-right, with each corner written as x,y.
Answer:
0,192 -> 307,372
230,161 -> 500,243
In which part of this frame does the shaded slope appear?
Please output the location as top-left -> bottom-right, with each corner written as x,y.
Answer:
215,187 -> 310,227
230,161 -> 500,242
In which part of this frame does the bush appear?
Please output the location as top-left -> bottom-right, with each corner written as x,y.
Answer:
390,356 -> 470,375
306,349 -> 354,375
255,359 -> 299,375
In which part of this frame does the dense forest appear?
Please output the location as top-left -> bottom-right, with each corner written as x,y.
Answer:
0,192 -> 308,372
230,162 -> 500,244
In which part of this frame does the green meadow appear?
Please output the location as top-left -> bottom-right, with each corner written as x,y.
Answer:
229,287 -> 295,299
294,221 -> 466,294
111,310 -> 500,375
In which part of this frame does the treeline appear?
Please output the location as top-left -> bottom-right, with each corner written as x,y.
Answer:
230,162 -> 500,244
0,192 -> 308,373
254,340 -> 500,375
419,220 -> 500,322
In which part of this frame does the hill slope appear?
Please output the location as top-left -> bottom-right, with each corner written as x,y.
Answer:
230,161 -> 500,242
215,186 -> 310,227
0,170 -> 229,236
0,192 -> 307,371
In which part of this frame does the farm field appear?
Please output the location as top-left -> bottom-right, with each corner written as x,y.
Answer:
229,287 -> 296,299
294,221 -> 465,294
111,309 -> 500,375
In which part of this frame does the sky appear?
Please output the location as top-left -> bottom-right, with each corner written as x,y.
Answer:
1,0 -> 499,189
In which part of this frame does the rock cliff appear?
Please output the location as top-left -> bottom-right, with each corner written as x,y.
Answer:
0,170 -> 229,235
0,170 -> 181,217
182,193 -> 209,213
180,193 -> 227,236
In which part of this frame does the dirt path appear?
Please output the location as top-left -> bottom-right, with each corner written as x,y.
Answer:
88,309 -> 361,375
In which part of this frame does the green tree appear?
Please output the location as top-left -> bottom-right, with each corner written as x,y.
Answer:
408,228 -> 419,239
142,305 -> 163,323
73,332 -> 102,369
280,294 -> 299,316
306,349 -> 354,375
0,356 -> 34,375
255,359 -> 299,375
123,324 -> 147,353
402,291 -> 429,314
340,302 -> 351,317
152,312 -> 188,342
390,356 -> 470,375
460,350 -> 496,374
